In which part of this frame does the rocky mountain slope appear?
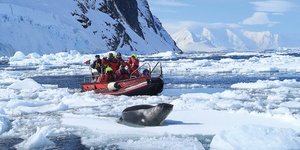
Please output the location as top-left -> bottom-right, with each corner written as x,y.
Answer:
0,0 -> 181,56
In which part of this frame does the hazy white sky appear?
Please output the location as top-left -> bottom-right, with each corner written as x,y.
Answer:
147,0 -> 299,36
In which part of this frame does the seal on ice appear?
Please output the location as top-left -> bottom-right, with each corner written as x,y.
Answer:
118,103 -> 173,126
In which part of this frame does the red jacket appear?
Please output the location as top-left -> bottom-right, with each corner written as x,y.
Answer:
109,61 -> 119,73
116,57 -> 126,70
127,56 -> 139,76
102,57 -> 118,72
96,73 -> 115,82
115,68 -> 130,80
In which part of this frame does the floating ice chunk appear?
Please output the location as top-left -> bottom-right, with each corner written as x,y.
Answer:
0,115 -> 11,134
118,135 -> 205,150
8,78 -> 44,91
9,51 -> 26,61
16,126 -> 55,149
150,51 -> 178,59
231,79 -> 300,89
0,107 -> 5,115
210,125 -> 300,150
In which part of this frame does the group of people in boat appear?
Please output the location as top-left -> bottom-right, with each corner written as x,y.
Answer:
90,52 -> 150,82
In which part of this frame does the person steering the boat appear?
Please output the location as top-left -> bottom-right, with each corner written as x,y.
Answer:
127,54 -> 139,77
96,67 -> 116,82
90,55 -> 102,74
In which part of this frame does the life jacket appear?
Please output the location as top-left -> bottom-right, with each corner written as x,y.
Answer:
102,58 -> 108,67
96,74 -> 104,82
103,57 -> 118,73
141,69 -> 150,79
116,58 -> 126,70
95,60 -> 102,73
95,60 -> 101,68
127,57 -> 139,74
96,73 -> 115,82
115,68 -> 130,80
91,59 -> 102,73
108,60 -> 119,72
91,59 -> 100,68
141,72 -> 150,79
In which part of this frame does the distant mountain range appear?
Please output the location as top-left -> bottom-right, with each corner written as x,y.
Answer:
172,27 -> 298,52
0,0 -> 181,56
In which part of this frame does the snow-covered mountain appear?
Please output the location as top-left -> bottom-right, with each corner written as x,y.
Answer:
172,27 -> 280,52
0,0 -> 181,56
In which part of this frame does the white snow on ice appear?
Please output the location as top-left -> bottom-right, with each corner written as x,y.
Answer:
0,50 -> 300,149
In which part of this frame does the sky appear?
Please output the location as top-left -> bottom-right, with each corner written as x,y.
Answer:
147,0 -> 299,37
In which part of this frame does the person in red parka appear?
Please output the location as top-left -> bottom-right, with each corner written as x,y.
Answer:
115,65 -> 130,81
116,52 -> 126,70
127,54 -> 139,77
102,53 -> 118,73
96,67 -> 115,82
141,69 -> 150,79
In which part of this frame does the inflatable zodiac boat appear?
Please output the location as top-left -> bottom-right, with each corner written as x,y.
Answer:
81,62 -> 164,96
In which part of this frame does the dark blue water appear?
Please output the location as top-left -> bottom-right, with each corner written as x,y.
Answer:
32,75 -> 85,89
0,138 -> 23,149
0,135 -> 89,150
30,74 -> 288,89
164,73 -> 300,88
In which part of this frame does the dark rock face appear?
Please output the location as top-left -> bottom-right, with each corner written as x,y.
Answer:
71,0 -> 95,28
114,0 -> 144,39
98,0 -> 136,51
71,0 -> 181,53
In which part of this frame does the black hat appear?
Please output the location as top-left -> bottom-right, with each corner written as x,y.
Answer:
143,69 -> 149,73
95,55 -> 100,58
117,52 -> 121,57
